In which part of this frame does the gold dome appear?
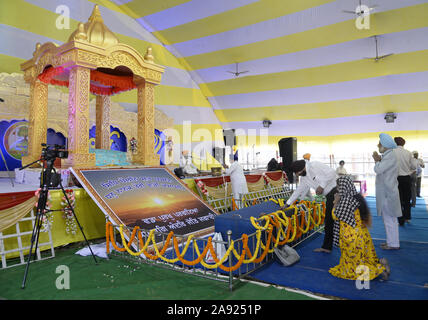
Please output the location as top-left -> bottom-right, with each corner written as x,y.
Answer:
68,5 -> 119,47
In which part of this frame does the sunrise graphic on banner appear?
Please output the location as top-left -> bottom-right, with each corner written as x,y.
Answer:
73,167 -> 217,237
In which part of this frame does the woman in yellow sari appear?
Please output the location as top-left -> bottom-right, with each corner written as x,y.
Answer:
329,176 -> 390,281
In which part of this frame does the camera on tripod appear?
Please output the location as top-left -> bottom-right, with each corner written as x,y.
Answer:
21,143 -> 97,288
39,144 -> 69,188
40,143 -> 69,161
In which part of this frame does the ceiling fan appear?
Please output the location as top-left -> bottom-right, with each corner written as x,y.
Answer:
364,35 -> 394,62
343,0 -> 377,16
227,63 -> 249,77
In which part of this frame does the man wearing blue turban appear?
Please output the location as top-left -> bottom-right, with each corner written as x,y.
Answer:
372,133 -> 402,250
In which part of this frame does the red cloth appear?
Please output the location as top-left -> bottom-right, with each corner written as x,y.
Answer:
245,174 -> 263,183
265,171 -> 284,181
195,176 -> 230,187
0,191 -> 37,211
37,66 -> 136,96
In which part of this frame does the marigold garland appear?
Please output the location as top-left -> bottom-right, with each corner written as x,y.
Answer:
34,188 -> 53,232
104,199 -> 325,271
61,189 -> 78,235
174,236 -> 210,266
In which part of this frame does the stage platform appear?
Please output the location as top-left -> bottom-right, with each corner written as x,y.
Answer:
0,178 -> 107,259
0,170 -> 215,261
0,177 -> 37,193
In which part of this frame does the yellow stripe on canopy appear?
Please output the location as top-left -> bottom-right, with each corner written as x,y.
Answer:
117,0 -> 193,19
0,54 -> 25,74
179,3 -> 428,70
201,50 -> 428,97
86,0 -> 127,14
153,0 -> 335,45
0,0 -> 184,69
214,91 -> 428,122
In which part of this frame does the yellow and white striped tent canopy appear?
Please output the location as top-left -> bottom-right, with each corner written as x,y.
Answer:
1,0 -> 427,163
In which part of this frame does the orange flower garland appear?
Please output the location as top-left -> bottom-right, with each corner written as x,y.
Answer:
104,199 -> 326,271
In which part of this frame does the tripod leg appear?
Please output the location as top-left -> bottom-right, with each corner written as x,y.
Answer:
31,211 -> 44,261
59,182 -> 98,264
21,210 -> 44,289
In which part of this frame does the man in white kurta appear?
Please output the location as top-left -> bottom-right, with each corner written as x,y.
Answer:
336,160 -> 348,176
373,133 -> 402,250
179,150 -> 198,175
286,160 -> 338,253
225,155 -> 248,208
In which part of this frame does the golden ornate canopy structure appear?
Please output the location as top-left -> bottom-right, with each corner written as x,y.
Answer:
20,5 -> 164,167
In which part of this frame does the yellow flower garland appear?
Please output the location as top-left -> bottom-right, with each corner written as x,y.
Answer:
105,199 -> 326,271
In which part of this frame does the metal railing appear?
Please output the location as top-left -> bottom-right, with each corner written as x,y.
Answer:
108,196 -> 325,291
205,184 -> 293,214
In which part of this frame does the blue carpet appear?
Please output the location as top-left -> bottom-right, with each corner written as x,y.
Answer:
250,197 -> 428,300
365,196 -> 428,243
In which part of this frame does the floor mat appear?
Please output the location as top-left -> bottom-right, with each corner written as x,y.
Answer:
250,197 -> 428,300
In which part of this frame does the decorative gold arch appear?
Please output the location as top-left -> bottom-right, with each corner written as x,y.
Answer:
20,5 -> 164,168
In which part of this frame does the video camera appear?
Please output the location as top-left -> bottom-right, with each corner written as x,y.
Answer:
40,143 -> 69,161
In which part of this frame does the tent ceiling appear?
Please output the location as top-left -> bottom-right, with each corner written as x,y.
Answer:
110,0 -> 428,136
6,0 -> 428,137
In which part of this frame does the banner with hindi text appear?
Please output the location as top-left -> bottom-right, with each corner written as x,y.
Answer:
71,167 -> 218,246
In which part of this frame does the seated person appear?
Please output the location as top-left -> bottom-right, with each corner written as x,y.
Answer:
179,150 -> 198,175
336,160 -> 347,176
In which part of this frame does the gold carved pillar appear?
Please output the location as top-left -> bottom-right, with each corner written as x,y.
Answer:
64,66 -> 96,167
134,81 -> 159,165
95,95 -> 111,149
22,80 -> 48,166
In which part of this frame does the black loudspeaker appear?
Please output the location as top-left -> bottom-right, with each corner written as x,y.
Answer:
213,147 -> 225,165
278,137 -> 297,183
278,137 -> 297,164
223,129 -> 236,147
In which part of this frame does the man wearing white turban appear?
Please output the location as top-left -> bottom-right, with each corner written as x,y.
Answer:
372,133 -> 402,250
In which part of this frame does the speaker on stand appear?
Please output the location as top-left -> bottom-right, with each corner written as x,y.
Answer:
278,137 -> 297,183
223,129 -> 236,147
212,147 -> 225,166
223,129 -> 236,165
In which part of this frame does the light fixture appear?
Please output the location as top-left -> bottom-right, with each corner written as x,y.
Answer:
384,112 -> 396,123
263,120 -> 272,128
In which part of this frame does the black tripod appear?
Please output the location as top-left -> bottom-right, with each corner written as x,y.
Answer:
21,150 -> 97,289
